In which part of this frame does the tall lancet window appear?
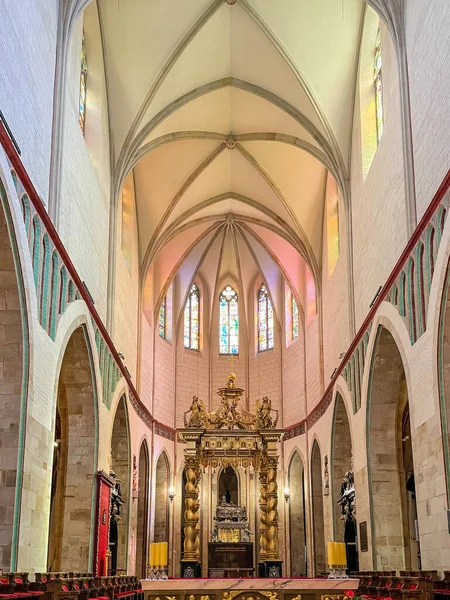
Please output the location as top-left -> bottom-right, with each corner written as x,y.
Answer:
184,283 -> 200,350
292,295 -> 299,341
219,285 -> 239,355
79,33 -> 88,134
374,28 -> 383,143
258,283 -> 274,352
158,296 -> 166,339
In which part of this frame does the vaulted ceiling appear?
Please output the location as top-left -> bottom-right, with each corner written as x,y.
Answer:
96,0 -> 365,327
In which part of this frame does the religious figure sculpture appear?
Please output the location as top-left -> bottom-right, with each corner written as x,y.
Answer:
337,464 -> 356,519
182,373 -> 278,431
183,395 -> 206,428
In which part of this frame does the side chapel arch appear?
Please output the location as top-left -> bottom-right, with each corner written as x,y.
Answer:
0,180 -> 28,571
288,451 -> 307,576
110,395 -> 131,573
154,451 -> 170,544
367,325 -> 420,570
48,325 -> 98,572
136,439 -> 150,579
311,440 -> 326,575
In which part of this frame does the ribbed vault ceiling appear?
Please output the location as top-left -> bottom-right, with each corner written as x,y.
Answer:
97,0 -> 365,327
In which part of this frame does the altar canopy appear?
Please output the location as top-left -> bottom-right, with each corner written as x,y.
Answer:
178,373 -> 284,578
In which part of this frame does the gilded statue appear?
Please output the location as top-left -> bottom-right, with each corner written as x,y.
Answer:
256,396 -> 279,429
182,374 -> 278,430
183,395 -> 206,428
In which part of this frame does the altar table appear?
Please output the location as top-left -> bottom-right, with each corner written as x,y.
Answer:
141,577 -> 360,600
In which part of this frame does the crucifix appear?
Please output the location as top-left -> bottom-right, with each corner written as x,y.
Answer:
227,353 -> 237,371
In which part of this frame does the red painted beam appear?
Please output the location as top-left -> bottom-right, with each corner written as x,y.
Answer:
0,121 -> 158,428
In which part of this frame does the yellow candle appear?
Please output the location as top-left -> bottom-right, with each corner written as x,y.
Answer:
161,542 -> 168,566
155,542 -> 162,567
150,543 -> 156,568
327,541 -> 336,566
339,543 -> 347,567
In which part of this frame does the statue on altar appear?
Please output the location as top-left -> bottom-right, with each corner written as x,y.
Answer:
183,373 -> 279,431
183,395 -> 207,428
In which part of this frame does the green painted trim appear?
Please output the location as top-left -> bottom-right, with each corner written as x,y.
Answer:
21,195 -> 31,237
406,259 -> 416,344
40,235 -> 51,331
82,325 -> 100,572
49,252 -> 59,340
415,243 -> 426,337
31,216 -> 41,288
60,266 -> 68,315
0,179 -> 30,571
437,261 -> 450,503
365,325 -> 383,571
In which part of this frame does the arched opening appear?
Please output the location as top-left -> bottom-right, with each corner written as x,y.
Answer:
136,440 -> 149,579
311,441 -> 326,575
332,394 -> 359,571
367,326 -> 420,570
48,326 -> 97,571
110,396 -> 130,574
288,453 -> 307,576
154,452 -> 169,543
0,186 -> 26,570
218,466 -> 239,505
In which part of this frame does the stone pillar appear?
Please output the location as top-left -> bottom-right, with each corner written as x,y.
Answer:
181,456 -> 201,577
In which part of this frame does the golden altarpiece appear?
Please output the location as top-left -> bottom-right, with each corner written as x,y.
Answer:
178,373 -> 284,578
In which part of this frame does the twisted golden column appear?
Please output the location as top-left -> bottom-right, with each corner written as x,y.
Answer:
259,461 -> 268,561
265,455 -> 280,561
182,455 -> 201,562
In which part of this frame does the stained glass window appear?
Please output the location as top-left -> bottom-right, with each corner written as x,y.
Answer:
292,295 -> 299,341
374,28 -> 383,143
219,285 -> 239,355
184,283 -> 200,350
79,34 -> 88,134
258,284 -> 274,352
158,297 -> 166,339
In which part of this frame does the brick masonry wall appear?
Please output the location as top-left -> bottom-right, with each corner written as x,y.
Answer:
351,20 -> 408,330
406,1 -> 450,220
0,0 -> 57,202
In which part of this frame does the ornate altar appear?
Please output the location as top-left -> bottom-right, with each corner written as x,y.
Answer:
212,500 -> 250,543
179,374 -> 283,578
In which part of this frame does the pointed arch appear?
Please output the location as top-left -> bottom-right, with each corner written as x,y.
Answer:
136,439 -> 150,579
310,440 -> 326,575
288,451 -> 307,576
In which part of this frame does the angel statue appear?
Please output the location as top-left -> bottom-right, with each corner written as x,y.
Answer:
183,395 -> 206,428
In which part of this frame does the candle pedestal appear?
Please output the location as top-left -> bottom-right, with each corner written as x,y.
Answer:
327,566 -> 349,579
146,566 -> 168,580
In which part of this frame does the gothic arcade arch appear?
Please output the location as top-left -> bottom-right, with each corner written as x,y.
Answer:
310,439 -> 326,575
331,394 -> 353,541
366,325 -> 419,571
154,451 -> 170,544
48,325 -> 98,572
136,439 -> 149,579
288,451 -> 307,576
0,178 -> 28,571
110,395 -> 131,573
